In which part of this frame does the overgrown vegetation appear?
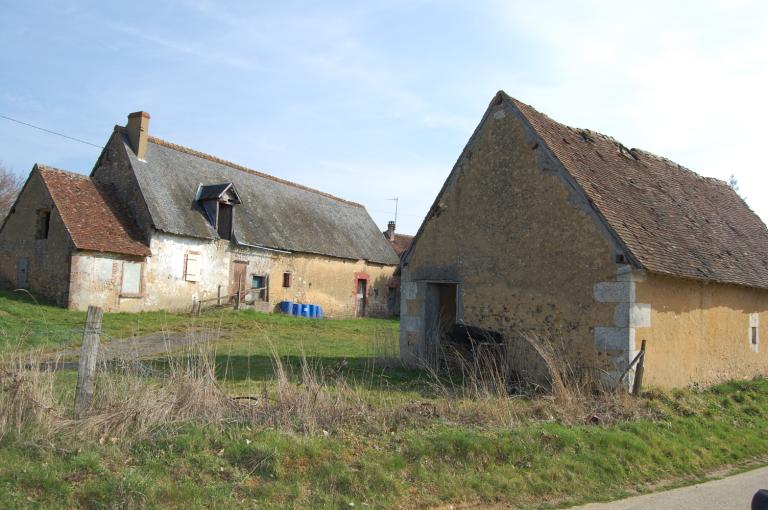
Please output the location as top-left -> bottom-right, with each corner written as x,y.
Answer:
1,290 -> 768,509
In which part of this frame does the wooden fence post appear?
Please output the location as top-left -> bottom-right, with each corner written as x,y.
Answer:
75,305 -> 102,419
632,339 -> 647,396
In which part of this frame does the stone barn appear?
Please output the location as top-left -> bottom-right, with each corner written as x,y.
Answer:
0,112 -> 399,317
400,91 -> 768,389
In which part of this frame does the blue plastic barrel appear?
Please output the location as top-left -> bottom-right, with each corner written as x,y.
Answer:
316,306 -> 323,319
291,303 -> 301,316
308,304 -> 317,318
301,304 -> 310,318
279,301 -> 293,314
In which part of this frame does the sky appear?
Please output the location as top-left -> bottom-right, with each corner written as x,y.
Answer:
1,1 -> 767,235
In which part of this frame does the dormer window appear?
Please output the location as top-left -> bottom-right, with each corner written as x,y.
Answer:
196,183 -> 241,242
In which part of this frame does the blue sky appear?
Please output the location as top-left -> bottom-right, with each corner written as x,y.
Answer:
1,1 -> 767,235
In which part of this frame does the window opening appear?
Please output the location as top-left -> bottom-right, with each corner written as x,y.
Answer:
35,209 -> 50,239
251,275 -> 267,301
217,203 -> 233,240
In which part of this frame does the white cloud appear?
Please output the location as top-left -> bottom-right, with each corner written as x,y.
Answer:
495,0 -> 768,221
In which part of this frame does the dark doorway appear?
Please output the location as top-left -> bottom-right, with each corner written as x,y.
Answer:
387,286 -> 398,316
425,282 -> 457,342
356,278 -> 367,317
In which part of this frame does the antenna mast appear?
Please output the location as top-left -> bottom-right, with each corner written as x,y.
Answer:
387,197 -> 399,224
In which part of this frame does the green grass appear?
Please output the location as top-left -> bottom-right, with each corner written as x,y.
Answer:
0,288 -> 190,350
3,289 -> 768,508
3,380 -> 768,509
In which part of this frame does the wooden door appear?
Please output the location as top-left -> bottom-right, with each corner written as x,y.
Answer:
230,261 -> 248,302
16,258 -> 29,288
356,278 -> 367,317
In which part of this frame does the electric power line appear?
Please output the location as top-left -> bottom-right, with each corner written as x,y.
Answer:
0,114 -> 104,149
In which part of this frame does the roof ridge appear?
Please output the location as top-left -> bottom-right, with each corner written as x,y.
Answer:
146,136 -> 364,208
504,95 -> 728,187
35,163 -> 89,178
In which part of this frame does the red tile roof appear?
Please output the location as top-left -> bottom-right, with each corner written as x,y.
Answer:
383,232 -> 414,258
37,165 -> 150,257
505,93 -> 768,289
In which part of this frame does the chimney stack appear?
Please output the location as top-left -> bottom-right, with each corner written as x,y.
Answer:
126,111 -> 150,161
386,221 -> 396,241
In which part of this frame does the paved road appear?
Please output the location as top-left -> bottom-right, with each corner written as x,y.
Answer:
570,465 -> 768,509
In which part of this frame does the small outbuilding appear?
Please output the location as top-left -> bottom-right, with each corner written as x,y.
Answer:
400,91 -> 768,388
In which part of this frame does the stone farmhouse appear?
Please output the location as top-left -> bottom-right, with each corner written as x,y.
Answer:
0,112 -> 400,317
401,91 -> 768,389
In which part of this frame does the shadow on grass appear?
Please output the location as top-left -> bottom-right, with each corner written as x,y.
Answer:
213,354 -> 431,392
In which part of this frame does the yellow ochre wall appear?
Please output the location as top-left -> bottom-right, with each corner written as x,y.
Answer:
636,273 -> 768,388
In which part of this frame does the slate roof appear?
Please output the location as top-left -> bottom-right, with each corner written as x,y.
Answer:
503,92 -> 768,290
197,183 -> 238,201
118,130 -> 399,265
37,165 -> 150,257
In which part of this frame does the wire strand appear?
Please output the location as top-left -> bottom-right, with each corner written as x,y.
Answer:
0,114 -> 104,149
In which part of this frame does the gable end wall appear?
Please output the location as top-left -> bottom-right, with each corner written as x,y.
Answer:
0,171 -> 74,304
401,100 -> 639,384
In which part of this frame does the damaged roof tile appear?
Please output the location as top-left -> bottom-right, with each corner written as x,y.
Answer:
505,92 -> 768,290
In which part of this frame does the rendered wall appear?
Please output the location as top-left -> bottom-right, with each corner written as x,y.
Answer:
636,273 -> 768,388
68,231 -> 395,317
268,251 -> 393,318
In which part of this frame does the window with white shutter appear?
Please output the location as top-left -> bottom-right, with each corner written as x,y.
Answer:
121,261 -> 143,296
185,252 -> 201,282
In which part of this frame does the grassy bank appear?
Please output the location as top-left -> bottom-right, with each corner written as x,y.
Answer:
2,379 -> 768,509
2,289 -> 768,509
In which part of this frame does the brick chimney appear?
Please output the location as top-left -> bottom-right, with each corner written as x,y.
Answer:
126,111 -> 150,161
386,221 -> 396,241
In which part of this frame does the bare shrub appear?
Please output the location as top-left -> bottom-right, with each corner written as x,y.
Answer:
0,163 -> 22,221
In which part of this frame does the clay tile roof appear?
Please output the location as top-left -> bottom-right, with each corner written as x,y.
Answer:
383,232 -> 414,258
504,92 -> 768,290
37,165 -> 150,257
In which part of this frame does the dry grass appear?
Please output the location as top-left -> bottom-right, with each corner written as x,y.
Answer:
418,330 -> 645,426
0,323 -> 651,445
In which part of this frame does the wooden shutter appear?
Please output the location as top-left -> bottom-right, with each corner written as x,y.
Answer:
185,252 -> 201,282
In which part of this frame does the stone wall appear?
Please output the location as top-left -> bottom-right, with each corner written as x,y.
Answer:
401,100 -> 629,382
90,132 -> 154,242
0,170 -> 73,305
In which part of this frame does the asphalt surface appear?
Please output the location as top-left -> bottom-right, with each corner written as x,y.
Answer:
570,465 -> 768,509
